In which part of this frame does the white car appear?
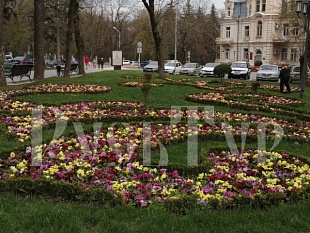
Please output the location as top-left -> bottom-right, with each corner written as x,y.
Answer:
256,64 -> 280,82
164,61 -> 182,74
200,62 -> 220,77
5,55 -> 13,61
228,61 -> 251,79
131,61 -> 139,66
123,60 -> 131,65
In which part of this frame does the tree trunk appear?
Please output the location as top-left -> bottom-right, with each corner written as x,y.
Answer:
0,0 -> 7,86
73,0 -> 85,75
142,0 -> 165,78
33,0 -> 45,81
64,0 -> 75,77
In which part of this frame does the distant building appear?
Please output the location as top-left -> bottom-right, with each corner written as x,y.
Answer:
216,0 -> 303,66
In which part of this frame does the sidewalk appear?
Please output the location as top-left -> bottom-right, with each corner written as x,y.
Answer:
7,63 -> 142,85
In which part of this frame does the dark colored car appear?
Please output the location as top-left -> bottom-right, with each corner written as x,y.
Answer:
140,61 -> 150,68
11,56 -> 34,65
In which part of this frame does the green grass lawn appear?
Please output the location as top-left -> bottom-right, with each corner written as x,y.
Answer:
1,71 -> 310,233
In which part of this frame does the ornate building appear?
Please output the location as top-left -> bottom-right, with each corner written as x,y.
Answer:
216,0 -> 303,66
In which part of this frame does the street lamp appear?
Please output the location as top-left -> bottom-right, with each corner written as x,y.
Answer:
296,0 -> 310,98
113,26 -> 121,50
174,0 -> 178,72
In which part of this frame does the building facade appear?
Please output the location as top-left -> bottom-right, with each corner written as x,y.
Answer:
216,0 -> 304,66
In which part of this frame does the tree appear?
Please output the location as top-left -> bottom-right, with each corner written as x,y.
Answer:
33,0 -> 45,80
0,0 -> 17,86
0,0 -> 5,86
142,0 -> 166,78
72,0 -> 85,75
64,0 -> 75,77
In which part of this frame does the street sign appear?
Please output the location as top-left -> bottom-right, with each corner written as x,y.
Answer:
137,47 -> 142,54
137,41 -> 142,48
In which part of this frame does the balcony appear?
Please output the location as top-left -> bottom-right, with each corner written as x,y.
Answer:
243,36 -> 250,42
272,35 -> 290,43
215,37 -> 234,46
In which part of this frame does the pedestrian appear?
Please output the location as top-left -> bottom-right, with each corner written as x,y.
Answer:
98,57 -> 104,69
279,64 -> 291,94
92,58 -> 97,68
84,55 -> 90,70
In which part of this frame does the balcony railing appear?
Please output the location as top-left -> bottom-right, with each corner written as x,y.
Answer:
215,37 -> 234,45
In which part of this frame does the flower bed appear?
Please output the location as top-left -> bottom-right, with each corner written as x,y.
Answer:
118,82 -> 163,87
0,128 -> 310,208
1,82 -> 310,209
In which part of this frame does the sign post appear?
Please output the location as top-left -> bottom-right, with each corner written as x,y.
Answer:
112,50 -> 122,70
137,42 -> 142,70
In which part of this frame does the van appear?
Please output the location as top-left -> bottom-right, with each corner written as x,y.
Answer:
290,66 -> 310,83
228,61 -> 251,79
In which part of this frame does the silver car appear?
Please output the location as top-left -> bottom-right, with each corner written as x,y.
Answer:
143,61 -> 158,72
200,62 -> 220,77
179,63 -> 201,76
256,64 -> 280,82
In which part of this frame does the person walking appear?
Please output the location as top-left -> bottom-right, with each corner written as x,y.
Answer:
84,55 -> 90,70
92,58 -> 97,68
97,57 -> 104,69
279,64 -> 291,93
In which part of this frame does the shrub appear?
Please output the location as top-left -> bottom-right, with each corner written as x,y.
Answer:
214,64 -> 231,79
254,60 -> 263,66
251,82 -> 260,93
141,73 -> 152,103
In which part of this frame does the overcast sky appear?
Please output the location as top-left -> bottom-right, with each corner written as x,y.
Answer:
211,0 -> 224,10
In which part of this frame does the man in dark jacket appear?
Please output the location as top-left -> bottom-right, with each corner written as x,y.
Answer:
279,64 -> 291,93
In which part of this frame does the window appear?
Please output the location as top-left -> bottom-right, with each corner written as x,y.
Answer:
281,48 -> 288,61
225,49 -> 230,59
257,21 -> 262,36
256,0 -> 260,12
291,48 -> 297,62
226,27 -> 231,38
292,24 -> 299,36
243,48 -> 249,60
233,2 -> 248,17
262,0 -> 266,12
245,26 -> 250,37
228,7 -> 231,17
283,23 -> 289,36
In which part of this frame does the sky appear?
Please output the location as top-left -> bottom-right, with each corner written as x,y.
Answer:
211,0 -> 225,10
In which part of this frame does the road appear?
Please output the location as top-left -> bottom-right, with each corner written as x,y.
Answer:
7,64 -> 259,85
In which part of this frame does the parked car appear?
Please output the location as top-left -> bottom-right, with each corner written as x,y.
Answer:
179,63 -> 201,76
228,61 -> 251,79
140,61 -> 150,68
143,61 -> 158,72
131,61 -> 139,66
5,55 -> 13,61
164,61 -> 182,74
4,59 -> 13,70
199,62 -> 220,77
11,56 -> 34,65
123,60 -> 131,65
290,65 -> 310,83
45,59 -> 57,67
256,64 -> 280,82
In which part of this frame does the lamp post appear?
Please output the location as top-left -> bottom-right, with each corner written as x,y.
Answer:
113,26 -> 121,50
296,0 -> 310,98
174,0 -> 178,72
